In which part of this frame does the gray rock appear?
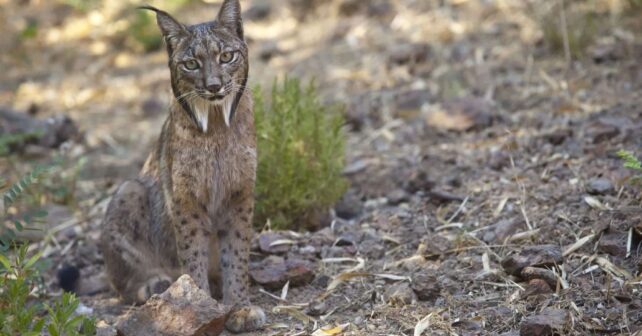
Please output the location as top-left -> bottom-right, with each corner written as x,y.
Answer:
384,282 -> 417,307
501,245 -> 563,276
249,256 -> 315,290
116,275 -> 230,336
520,308 -> 568,336
586,178 -> 614,195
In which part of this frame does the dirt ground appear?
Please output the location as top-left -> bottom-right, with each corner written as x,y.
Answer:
1,0 -> 642,335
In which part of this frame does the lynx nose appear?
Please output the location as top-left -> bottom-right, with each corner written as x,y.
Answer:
206,77 -> 222,94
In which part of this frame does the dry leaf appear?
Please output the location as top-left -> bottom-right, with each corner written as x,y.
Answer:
311,323 -> 349,336
414,313 -> 433,336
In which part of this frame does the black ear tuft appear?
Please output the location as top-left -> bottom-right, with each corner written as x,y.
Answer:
138,5 -> 188,41
217,0 -> 244,38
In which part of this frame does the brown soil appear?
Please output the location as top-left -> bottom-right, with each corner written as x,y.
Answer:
1,0 -> 641,335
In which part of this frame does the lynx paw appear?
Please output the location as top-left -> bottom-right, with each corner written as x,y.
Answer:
225,305 -> 266,333
136,275 -> 172,303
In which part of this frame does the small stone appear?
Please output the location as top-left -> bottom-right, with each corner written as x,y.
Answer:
520,267 -> 558,289
501,245 -> 563,277
305,299 -> 328,316
384,282 -> 417,307
249,256 -> 314,290
116,275 -> 230,336
334,189 -> 363,220
597,232 -> 628,257
387,189 -> 409,205
425,97 -> 494,132
482,218 -> 524,244
388,43 -> 431,66
586,178 -> 614,195
523,279 -> 553,297
411,273 -> 441,302
520,308 -> 568,336
258,231 -> 295,254
335,231 -> 358,246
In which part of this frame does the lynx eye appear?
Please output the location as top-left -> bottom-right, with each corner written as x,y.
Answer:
219,51 -> 235,64
183,60 -> 200,70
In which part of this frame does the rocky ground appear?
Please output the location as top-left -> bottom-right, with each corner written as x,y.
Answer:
1,0 -> 642,335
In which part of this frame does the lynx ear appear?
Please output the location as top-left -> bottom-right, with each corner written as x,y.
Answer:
217,0 -> 243,39
139,5 -> 188,45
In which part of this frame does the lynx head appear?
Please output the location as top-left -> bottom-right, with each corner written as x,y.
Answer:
141,0 -> 248,132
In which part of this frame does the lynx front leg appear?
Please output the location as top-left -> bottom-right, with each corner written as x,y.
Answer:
219,190 -> 265,333
169,187 -> 212,292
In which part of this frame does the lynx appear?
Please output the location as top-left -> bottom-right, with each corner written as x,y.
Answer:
99,1 -> 265,332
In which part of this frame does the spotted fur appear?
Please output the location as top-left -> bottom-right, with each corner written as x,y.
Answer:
100,1 -> 265,332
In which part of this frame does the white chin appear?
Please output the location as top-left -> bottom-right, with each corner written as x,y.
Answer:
190,96 -> 233,132
214,95 -> 234,127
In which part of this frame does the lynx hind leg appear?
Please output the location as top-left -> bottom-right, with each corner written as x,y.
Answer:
100,180 -> 171,304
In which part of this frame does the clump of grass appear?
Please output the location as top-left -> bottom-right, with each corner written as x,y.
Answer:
539,3 -> 597,59
254,78 -> 348,230
1,165 -> 95,335
617,150 -> 642,185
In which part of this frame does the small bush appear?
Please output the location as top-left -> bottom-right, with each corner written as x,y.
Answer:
1,166 -> 95,335
254,78 -> 348,230
618,150 -> 642,185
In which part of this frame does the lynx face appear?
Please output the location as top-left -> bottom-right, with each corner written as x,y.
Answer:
143,1 -> 248,131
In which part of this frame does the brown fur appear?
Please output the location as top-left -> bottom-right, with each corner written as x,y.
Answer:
99,1 -> 265,332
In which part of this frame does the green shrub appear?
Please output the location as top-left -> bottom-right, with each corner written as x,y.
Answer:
540,4 -> 597,59
254,78 -> 348,230
0,166 -> 95,335
618,150 -> 642,185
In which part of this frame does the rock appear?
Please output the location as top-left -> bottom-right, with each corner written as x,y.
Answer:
427,190 -> 465,204
244,0 -> 272,21
388,43 -> 431,66
425,97 -> 494,132
411,273 -> 441,302
488,150 -> 510,171
334,189 -> 363,220
249,256 -> 314,290
394,89 -> 432,119
384,282 -> 417,307
335,231 -> 358,246
405,168 -> 436,193
258,41 -> 281,61
258,231 -> 296,254
523,279 -> 553,297
501,245 -> 563,276
597,232 -> 628,257
541,129 -> 572,145
0,107 -> 80,151
387,189 -> 409,205
96,320 -> 118,336
417,235 -> 452,258
586,178 -> 614,195
482,218 -> 524,244
520,308 -> 568,336
116,275 -> 230,336
520,267 -> 558,289
305,299 -> 328,316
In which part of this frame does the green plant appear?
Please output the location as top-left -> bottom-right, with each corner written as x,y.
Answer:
254,78 -> 348,230
1,166 -> 95,335
540,4 -> 597,59
0,131 -> 43,156
618,150 -> 642,185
